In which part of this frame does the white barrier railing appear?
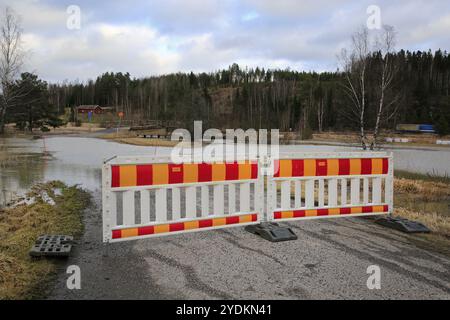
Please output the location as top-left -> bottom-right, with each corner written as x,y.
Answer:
267,152 -> 393,222
102,155 -> 263,242
102,152 -> 393,243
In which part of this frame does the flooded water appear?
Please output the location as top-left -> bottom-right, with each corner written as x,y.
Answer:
1,136 -> 450,206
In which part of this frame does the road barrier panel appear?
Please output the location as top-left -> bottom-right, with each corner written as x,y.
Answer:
267,152 -> 393,223
102,152 -> 393,243
102,155 -> 263,242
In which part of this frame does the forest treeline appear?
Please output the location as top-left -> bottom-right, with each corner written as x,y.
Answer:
45,49 -> 450,135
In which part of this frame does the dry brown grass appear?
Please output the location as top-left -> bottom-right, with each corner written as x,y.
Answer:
312,131 -> 450,146
394,207 -> 450,238
394,178 -> 450,201
0,181 -> 90,299
99,131 -> 180,147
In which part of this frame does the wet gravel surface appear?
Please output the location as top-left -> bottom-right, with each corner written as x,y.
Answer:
48,190 -> 450,300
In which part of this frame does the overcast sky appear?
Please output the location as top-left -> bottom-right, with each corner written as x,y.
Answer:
2,0 -> 449,83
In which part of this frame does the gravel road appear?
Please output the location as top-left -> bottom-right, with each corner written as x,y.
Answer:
48,190 -> 450,300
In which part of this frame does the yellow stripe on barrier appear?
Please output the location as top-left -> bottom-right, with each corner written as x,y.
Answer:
120,165 -> 137,187
304,159 -> 316,176
213,218 -> 227,227
349,159 -> 361,175
327,159 -> 339,176
279,160 -> 292,177
152,164 -> 169,185
238,162 -> 252,180
351,207 -> 363,214
372,158 -> 383,175
212,163 -> 226,181
183,163 -> 198,183
184,221 -> 199,230
154,224 -> 170,234
281,211 -> 294,219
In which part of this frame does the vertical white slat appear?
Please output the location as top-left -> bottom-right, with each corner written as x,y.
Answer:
109,192 -> 117,228
201,185 -> 209,216
214,184 -> 224,215
372,177 -> 382,204
172,187 -> 181,220
363,178 -> 369,204
341,178 -> 347,205
155,189 -> 167,222
185,186 -> 197,219
228,183 -> 236,214
240,182 -> 250,212
140,190 -> 150,225
318,179 -> 325,207
281,181 -> 290,209
385,172 -> 394,208
351,178 -> 360,205
328,178 -> 338,207
294,180 -> 301,208
305,179 -> 315,208
122,190 -> 135,225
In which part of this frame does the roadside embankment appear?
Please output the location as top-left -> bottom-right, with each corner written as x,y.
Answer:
393,170 -> 450,254
312,131 -> 450,147
0,181 -> 90,299
99,131 -> 179,147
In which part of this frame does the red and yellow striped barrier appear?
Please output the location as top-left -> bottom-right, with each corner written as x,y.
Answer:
111,213 -> 258,239
273,158 -> 389,178
273,205 -> 389,220
111,161 -> 258,188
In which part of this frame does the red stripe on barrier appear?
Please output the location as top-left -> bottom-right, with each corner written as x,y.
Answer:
293,210 -> 305,218
340,207 -> 351,215
226,216 -> 240,224
274,212 -> 282,219
316,159 -> 328,176
251,162 -> 258,179
169,223 -> 185,232
112,230 -> 121,239
168,164 -> 184,184
274,159 -> 280,177
111,165 -> 120,187
251,213 -> 258,222
362,206 -> 373,213
338,159 -> 350,175
383,205 -> 389,212
198,163 -> 212,182
317,208 -> 329,216
138,226 -> 154,236
361,159 -> 372,175
291,159 -> 304,177
136,165 -> 153,186
199,219 -> 213,228
382,158 -> 389,174
226,162 -> 239,180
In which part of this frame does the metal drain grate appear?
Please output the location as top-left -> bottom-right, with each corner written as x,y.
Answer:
30,235 -> 74,257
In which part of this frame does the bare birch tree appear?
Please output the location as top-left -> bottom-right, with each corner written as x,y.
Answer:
0,7 -> 23,134
370,25 -> 399,149
339,27 -> 370,149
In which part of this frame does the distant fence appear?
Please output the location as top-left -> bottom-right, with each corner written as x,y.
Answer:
102,152 -> 393,243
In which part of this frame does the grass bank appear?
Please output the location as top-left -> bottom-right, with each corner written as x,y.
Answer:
0,181 -> 90,299
99,132 -> 179,147
393,170 -> 450,255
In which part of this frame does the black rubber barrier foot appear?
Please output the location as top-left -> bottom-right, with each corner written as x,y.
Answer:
245,222 -> 298,242
29,234 -> 74,258
375,216 -> 431,233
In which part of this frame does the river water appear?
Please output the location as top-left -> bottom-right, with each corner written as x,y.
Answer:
1,136 -> 449,206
